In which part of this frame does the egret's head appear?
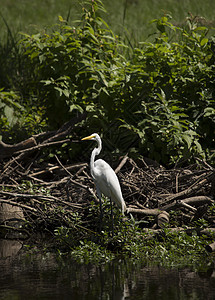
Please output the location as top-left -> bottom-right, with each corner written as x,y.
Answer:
81,133 -> 100,142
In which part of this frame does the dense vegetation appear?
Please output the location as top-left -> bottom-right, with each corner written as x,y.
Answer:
1,0 -> 215,165
0,0 -> 215,268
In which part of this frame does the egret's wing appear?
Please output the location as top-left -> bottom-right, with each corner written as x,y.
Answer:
93,159 -> 126,214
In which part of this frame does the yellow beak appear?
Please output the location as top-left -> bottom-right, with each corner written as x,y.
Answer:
81,134 -> 95,141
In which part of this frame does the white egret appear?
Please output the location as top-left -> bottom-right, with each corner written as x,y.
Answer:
81,133 -> 126,232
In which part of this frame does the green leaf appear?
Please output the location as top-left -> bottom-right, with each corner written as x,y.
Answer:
69,104 -> 83,113
182,133 -> 193,149
200,38 -> 208,47
62,89 -> 70,98
204,107 -> 215,117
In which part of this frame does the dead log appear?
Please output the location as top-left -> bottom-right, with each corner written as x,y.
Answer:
127,208 -> 170,228
0,137 -> 37,159
183,196 -> 213,206
127,207 -> 163,216
161,196 -> 213,212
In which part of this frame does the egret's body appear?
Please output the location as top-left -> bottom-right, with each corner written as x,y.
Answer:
82,133 -> 126,216
93,158 -> 126,214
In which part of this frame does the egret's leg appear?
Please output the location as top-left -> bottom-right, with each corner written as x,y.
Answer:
110,197 -> 114,236
96,187 -> 103,232
99,196 -> 103,232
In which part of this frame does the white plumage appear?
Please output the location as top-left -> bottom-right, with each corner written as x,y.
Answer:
82,133 -> 126,215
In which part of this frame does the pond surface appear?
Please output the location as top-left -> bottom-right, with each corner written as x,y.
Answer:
0,239 -> 215,300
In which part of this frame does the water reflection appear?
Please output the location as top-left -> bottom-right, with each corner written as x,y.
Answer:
0,240 -> 214,300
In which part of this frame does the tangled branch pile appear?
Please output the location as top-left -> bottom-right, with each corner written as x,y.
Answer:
0,122 -> 215,251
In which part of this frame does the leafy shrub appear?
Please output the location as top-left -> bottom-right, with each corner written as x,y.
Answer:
119,15 -> 215,164
70,240 -> 114,264
21,0 -> 125,128
0,89 -> 46,142
2,1 -> 215,165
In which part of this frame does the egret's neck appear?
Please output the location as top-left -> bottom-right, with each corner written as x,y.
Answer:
90,138 -> 102,173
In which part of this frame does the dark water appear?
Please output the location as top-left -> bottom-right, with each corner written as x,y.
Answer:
0,240 -> 215,300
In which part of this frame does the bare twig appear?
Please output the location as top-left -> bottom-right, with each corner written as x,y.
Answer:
115,154 -> 128,174
14,138 -> 71,155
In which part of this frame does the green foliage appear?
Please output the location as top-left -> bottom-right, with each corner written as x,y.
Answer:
115,226 -> 213,270
21,0 -> 125,128
120,15 -> 215,164
0,89 -> 23,132
53,216 -> 214,270
19,3 -> 215,164
1,0 -> 215,165
0,89 -> 46,142
51,199 -> 215,269
54,212 -> 86,249
70,240 -> 114,264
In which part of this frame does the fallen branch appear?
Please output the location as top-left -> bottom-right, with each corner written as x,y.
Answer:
0,137 -> 37,159
0,190 -> 62,201
0,114 -> 87,169
164,173 -> 214,203
0,190 -> 84,209
39,112 -> 86,144
127,207 -> 163,216
115,154 -> 128,174
30,162 -> 87,177
14,138 -> 71,155
161,196 -> 213,211
183,196 -> 213,206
